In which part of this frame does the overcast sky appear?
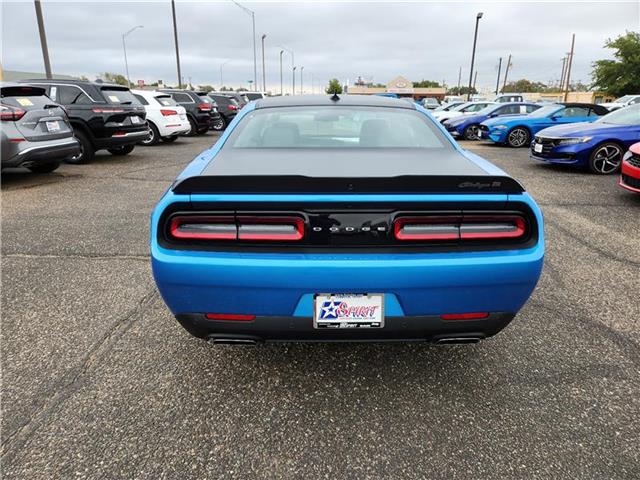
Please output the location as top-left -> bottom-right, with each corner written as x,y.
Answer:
2,0 -> 638,93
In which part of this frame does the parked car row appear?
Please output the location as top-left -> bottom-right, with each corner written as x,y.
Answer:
1,77 -> 269,173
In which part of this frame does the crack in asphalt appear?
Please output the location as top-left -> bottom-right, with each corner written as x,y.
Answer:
0,288 -> 159,466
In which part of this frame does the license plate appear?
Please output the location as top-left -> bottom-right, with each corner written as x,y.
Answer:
45,120 -> 60,132
131,116 -> 141,124
534,143 -> 543,153
314,293 -> 384,329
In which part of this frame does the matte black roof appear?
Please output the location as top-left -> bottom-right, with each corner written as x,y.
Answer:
560,102 -> 609,115
254,94 -> 416,110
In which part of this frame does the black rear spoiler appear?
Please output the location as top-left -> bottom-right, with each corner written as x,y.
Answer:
172,175 -> 525,195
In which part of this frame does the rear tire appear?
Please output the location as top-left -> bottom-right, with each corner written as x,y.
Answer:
139,122 -> 160,146
108,144 -> 135,156
463,124 -> 481,140
506,127 -> 530,148
186,117 -> 198,136
211,116 -> 226,131
588,142 -> 623,174
66,130 -> 94,164
161,136 -> 179,143
27,162 -> 60,174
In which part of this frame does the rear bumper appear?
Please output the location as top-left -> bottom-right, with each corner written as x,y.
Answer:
158,121 -> 191,137
176,312 -> 516,343
3,138 -> 80,168
95,129 -> 150,149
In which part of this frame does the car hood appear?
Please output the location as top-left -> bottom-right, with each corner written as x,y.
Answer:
535,122 -> 635,138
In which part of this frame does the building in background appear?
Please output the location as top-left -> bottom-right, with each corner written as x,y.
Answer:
348,75 -> 446,101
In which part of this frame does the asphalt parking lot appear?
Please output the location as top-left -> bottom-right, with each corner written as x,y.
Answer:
2,132 -> 639,479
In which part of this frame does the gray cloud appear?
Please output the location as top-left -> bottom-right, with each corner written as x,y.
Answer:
2,0 -> 638,93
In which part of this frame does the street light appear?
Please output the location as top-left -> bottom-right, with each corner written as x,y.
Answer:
467,12 -> 483,100
300,66 -> 304,95
261,34 -> 267,92
220,60 -> 231,89
279,50 -> 284,95
232,1 -> 257,89
122,25 -> 143,88
279,45 -> 294,95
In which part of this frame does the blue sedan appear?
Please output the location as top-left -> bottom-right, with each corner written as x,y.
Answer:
150,95 -> 544,344
530,105 -> 640,174
444,102 -> 541,140
480,103 -> 610,147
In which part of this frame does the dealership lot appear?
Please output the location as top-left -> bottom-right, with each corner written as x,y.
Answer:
2,134 -> 639,478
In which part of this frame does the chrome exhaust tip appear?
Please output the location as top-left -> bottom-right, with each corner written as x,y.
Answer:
208,337 -> 259,345
434,336 -> 483,345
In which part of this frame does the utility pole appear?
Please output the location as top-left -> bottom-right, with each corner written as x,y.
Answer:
564,34 -> 575,101
472,70 -> 478,93
495,57 -> 502,94
171,0 -> 182,88
279,50 -> 284,95
279,46 -> 294,95
34,0 -> 52,79
457,66 -> 462,90
122,25 -> 143,88
261,34 -> 266,92
467,12 -> 483,100
501,53 -> 512,93
560,56 -> 567,91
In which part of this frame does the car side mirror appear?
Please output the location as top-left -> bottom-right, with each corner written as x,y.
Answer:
550,115 -> 559,121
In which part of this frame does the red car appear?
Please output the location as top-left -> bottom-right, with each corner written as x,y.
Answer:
620,142 -> 640,193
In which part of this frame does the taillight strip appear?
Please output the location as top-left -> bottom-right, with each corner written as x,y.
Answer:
394,215 -> 526,241
170,216 -> 236,240
237,216 -> 304,241
168,215 -> 305,242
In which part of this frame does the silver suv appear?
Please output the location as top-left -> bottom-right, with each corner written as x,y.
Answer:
1,82 -> 80,173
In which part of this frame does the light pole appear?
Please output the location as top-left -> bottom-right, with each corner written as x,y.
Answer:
122,25 -> 143,88
467,12 -> 483,100
261,34 -> 267,92
279,50 -> 284,95
220,60 -> 231,89
300,66 -> 304,95
34,0 -> 52,79
232,1 -> 257,89
171,0 -> 182,88
280,45 -> 294,95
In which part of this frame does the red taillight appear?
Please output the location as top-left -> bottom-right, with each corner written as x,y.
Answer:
393,214 -> 526,241
0,104 -> 26,121
198,103 -> 212,112
169,216 -> 236,240
441,312 -> 489,320
161,109 -> 178,116
111,131 -> 127,137
205,313 -> 255,321
227,104 -> 238,111
92,107 -> 125,113
168,215 -> 305,242
9,138 -> 26,142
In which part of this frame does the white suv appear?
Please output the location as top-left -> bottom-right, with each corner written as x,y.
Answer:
131,89 -> 191,145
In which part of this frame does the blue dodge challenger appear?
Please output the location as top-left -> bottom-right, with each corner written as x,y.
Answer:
480,103 -> 609,147
151,95 -> 544,344
530,105 -> 640,174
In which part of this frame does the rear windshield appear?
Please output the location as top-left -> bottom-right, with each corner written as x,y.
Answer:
154,95 -> 178,106
1,86 -> 50,109
101,88 -> 138,105
226,106 -> 450,149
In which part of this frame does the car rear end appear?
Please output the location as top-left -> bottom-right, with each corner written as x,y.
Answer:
194,92 -> 221,130
91,85 -> 148,148
153,94 -> 191,137
1,83 -> 79,169
151,98 -> 544,344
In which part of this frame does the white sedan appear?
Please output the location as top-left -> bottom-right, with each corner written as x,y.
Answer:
131,89 -> 191,145
432,101 -> 496,123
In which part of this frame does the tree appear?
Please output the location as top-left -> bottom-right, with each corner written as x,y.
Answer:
592,31 -> 640,96
101,72 -> 129,86
502,79 -> 549,93
199,85 -> 215,93
325,78 -> 343,95
412,79 -> 441,88
446,86 -> 476,96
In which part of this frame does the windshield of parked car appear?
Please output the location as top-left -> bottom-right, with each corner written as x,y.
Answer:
594,104 -> 640,125
102,88 -> 138,105
226,106 -> 451,149
154,95 -> 178,106
527,105 -> 562,118
614,95 -> 634,103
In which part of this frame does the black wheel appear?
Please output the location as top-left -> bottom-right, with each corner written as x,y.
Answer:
506,127 -> 530,148
108,144 -> 135,156
211,116 -> 226,131
186,117 -> 198,136
588,142 -> 623,174
161,136 -> 179,143
463,124 -> 481,140
139,122 -> 159,146
66,130 -> 94,164
27,162 -> 60,174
